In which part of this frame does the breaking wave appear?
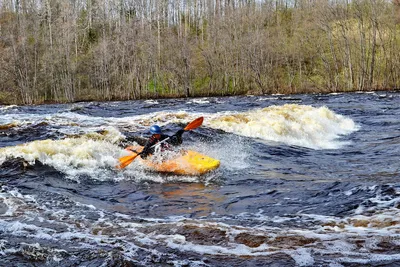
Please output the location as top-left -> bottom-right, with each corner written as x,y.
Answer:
206,104 -> 358,149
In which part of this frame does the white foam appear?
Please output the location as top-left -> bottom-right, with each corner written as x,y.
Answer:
339,253 -> 400,264
0,126 -> 214,183
1,220 -> 44,236
144,99 -> 159,104
329,93 -> 343,95
287,248 -> 315,266
187,98 -> 210,104
52,255 -> 63,263
169,259 -> 208,267
0,105 -> 18,111
0,239 -> 7,256
206,104 -> 358,149
256,97 -> 279,101
0,127 -> 125,181
191,136 -> 250,172
355,91 -> 375,94
1,104 -> 357,151
163,235 -> 263,256
2,184 -> 400,266
325,240 -> 357,252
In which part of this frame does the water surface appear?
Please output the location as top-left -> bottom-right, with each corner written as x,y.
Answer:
0,92 -> 399,266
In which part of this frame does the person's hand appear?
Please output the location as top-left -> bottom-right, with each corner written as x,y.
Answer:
176,129 -> 184,136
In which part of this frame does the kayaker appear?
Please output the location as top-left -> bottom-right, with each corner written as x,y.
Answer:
140,125 -> 184,159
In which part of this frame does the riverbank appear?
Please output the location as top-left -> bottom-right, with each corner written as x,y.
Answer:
1,88 -> 399,106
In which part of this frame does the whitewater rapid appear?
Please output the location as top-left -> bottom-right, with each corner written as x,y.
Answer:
0,104 -> 357,181
2,92 -> 398,266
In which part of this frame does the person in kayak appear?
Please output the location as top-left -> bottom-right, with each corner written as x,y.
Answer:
140,125 -> 184,159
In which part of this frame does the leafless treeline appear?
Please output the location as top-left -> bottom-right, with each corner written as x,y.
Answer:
0,0 -> 399,104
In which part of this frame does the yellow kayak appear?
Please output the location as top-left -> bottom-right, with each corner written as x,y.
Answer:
126,146 -> 220,175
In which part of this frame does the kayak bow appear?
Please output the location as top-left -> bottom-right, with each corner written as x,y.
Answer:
126,145 -> 220,175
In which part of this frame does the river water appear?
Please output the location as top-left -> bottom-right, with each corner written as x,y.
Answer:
0,92 -> 399,266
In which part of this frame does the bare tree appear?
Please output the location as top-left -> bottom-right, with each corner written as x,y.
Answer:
0,0 -> 400,104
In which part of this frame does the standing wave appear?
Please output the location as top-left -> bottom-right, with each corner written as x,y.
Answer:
206,104 -> 358,149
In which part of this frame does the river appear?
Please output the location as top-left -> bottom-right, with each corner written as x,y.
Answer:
0,91 -> 399,266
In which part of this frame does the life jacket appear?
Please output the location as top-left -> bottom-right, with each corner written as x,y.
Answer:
148,134 -> 171,151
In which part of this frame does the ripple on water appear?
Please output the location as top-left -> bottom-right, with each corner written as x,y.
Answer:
0,93 -> 399,266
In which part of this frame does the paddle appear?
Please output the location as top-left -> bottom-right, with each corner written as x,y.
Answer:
117,117 -> 204,169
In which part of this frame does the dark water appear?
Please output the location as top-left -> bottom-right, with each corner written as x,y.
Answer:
0,92 -> 399,266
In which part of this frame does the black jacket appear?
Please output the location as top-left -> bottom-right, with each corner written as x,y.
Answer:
141,129 -> 184,158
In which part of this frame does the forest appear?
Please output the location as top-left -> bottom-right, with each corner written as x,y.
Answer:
0,0 -> 399,104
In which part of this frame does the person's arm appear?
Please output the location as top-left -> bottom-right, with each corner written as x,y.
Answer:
167,129 -> 184,146
141,136 -> 157,158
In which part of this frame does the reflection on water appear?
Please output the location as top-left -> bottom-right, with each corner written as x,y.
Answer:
160,183 -> 225,217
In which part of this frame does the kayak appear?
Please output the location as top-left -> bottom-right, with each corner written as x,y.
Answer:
126,146 -> 220,175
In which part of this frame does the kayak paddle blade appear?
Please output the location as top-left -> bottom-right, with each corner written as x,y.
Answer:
184,117 -> 203,131
117,154 -> 139,169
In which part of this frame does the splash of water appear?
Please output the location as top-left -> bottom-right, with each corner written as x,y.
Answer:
0,127 -> 124,181
0,104 -> 357,183
206,104 -> 358,149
